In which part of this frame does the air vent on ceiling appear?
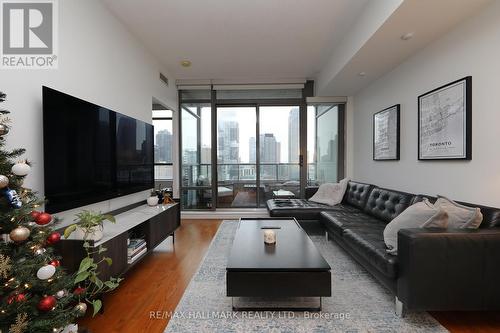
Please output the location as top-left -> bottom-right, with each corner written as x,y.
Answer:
159,73 -> 169,87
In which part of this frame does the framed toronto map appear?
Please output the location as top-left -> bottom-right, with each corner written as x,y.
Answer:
418,76 -> 472,160
373,104 -> 400,161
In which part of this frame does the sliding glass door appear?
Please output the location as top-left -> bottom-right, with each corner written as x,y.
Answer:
217,107 -> 257,208
180,103 -> 212,209
258,106 -> 300,206
215,105 -> 300,208
178,84 -> 345,211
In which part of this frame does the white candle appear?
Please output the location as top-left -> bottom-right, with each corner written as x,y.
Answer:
264,230 -> 276,244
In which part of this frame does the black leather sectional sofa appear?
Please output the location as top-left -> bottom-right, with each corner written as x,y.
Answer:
266,181 -> 500,314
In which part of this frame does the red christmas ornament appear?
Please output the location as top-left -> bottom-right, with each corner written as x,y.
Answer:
35,212 -> 52,225
8,293 -> 27,304
37,295 -> 56,311
46,232 -> 61,245
49,259 -> 61,267
15,293 -> 26,302
73,286 -> 86,295
30,211 -> 41,220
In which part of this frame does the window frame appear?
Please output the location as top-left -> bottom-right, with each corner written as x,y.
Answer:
153,112 -> 174,180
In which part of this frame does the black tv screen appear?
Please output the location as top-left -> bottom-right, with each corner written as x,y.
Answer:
43,86 -> 154,213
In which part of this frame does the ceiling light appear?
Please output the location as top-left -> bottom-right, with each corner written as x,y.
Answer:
180,60 -> 192,68
400,32 -> 414,41
358,72 -> 366,77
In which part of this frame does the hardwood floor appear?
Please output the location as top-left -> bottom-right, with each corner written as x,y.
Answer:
78,219 -> 222,333
78,219 -> 500,333
431,312 -> 500,333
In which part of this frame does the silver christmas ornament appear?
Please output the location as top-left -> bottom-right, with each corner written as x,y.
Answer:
36,264 -> 56,280
11,162 -> 31,176
34,247 -> 46,255
0,124 -> 9,136
55,290 -> 67,299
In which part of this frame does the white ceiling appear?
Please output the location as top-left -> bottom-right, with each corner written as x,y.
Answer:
317,0 -> 493,95
102,0 -> 369,81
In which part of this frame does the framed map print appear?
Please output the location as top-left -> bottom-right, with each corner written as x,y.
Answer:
418,76 -> 471,160
373,104 -> 400,161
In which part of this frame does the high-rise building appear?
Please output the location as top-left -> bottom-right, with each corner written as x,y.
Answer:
155,129 -> 172,163
318,135 -> 338,183
288,108 -> 299,163
218,120 -> 239,163
218,120 -> 240,180
261,133 -> 280,163
249,137 -> 256,163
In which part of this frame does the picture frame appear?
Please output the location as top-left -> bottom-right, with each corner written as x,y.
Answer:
373,104 -> 400,161
418,76 -> 472,160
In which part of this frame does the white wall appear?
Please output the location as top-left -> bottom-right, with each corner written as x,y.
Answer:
316,0 -> 403,95
351,1 -> 500,206
0,0 -> 178,226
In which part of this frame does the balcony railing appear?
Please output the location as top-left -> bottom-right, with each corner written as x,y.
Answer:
181,163 -> 319,185
180,162 -> 321,209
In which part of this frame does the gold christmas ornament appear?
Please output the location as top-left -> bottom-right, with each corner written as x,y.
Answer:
74,302 -> 87,315
0,175 -> 8,188
9,226 -> 30,243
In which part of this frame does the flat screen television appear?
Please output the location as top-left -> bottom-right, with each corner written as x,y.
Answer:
43,86 -> 154,213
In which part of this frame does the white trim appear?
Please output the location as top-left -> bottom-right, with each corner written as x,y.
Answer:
182,208 -> 270,220
213,84 -> 304,90
212,78 -> 306,85
177,85 -> 211,90
175,79 -> 212,86
306,96 -> 348,104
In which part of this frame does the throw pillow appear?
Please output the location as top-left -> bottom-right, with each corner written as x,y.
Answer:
309,178 -> 349,206
384,199 -> 449,255
434,195 -> 483,229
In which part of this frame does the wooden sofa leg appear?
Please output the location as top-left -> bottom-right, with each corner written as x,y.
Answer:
325,231 -> 329,241
395,297 -> 406,318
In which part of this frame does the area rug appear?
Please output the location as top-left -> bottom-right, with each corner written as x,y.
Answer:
165,221 -> 447,332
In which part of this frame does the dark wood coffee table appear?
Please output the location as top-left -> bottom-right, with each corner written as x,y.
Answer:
226,218 -> 331,311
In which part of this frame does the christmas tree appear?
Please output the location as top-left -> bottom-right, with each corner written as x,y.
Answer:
0,91 -> 81,333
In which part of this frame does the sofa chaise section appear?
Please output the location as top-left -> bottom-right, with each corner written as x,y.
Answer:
266,180 -> 500,314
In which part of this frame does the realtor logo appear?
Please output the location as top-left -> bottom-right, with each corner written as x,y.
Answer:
1,0 -> 58,69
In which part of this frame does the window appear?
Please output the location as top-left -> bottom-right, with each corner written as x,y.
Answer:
153,109 -> 173,180
307,104 -> 344,185
180,103 -> 212,209
179,83 -> 346,211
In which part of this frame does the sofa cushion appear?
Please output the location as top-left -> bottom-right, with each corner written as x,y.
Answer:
267,199 -> 357,220
434,196 -> 483,229
343,228 -> 398,279
363,187 -> 415,223
344,181 -> 374,209
320,210 -> 378,236
309,178 -> 349,206
412,195 -> 500,228
383,199 -> 449,255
